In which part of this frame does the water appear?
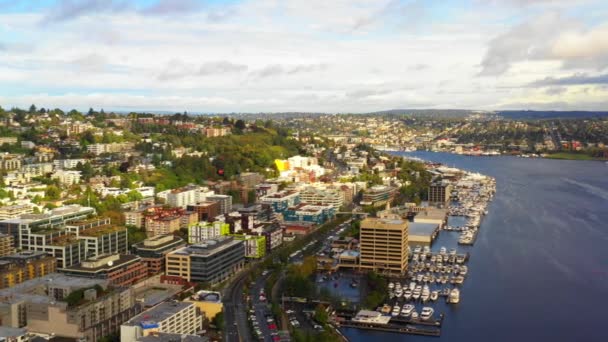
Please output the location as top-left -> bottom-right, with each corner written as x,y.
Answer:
342,152 -> 608,342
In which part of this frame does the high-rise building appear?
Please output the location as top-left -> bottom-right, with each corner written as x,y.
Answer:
428,182 -> 452,204
359,217 -> 409,275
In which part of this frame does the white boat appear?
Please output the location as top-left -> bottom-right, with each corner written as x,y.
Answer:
409,282 -> 416,291
403,289 -> 412,300
449,248 -> 457,255
414,246 -> 422,253
411,310 -> 419,320
420,307 -> 434,320
430,290 -> 439,301
400,304 -> 415,317
388,282 -> 395,290
416,274 -> 423,282
439,247 -> 447,254
412,286 -> 422,300
460,266 -> 468,276
421,285 -> 430,301
448,288 -> 460,304
391,305 -> 401,317
395,288 -> 403,298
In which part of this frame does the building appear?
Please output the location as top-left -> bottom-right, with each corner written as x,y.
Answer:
206,194 -> 232,215
0,274 -> 139,342
283,203 -> 335,225
157,185 -> 212,208
0,234 -> 14,257
238,172 -> 264,188
53,158 -> 88,170
60,254 -> 148,287
51,170 -> 82,185
299,186 -> 344,210
186,290 -> 223,320
187,201 -> 220,222
188,221 -> 230,243
87,142 -> 134,155
132,235 -> 186,276
136,333 -> 208,342
408,222 -> 440,247
120,301 -> 203,342
229,234 -> 266,258
360,185 -> 397,207
165,236 -> 245,285
143,208 -> 197,237
428,182 -> 452,204
0,154 -> 22,171
0,251 -> 57,289
359,217 -> 409,275
0,205 -> 95,248
66,218 -> 129,258
0,327 -> 28,342
0,137 -> 18,145
413,208 -> 449,228
259,190 -> 301,214
0,204 -> 34,220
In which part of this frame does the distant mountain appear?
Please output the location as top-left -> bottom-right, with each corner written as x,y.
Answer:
497,110 -> 608,120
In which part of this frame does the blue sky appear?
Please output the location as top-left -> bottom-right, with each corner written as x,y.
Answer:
1,0 -> 608,112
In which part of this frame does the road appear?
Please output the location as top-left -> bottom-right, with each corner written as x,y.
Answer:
223,269 -> 253,342
250,273 -> 273,342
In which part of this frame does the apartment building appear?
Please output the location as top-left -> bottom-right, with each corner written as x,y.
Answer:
428,182 -> 453,204
259,190 -> 301,214
0,233 -> 14,257
143,207 -> 198,237
53,158 -> 87,170
51,170 -> 82,185
206,194 -> 232,215
165,237 -> 244,285
186,202 -> 219,222
298,186 -> 344,210
0,204 -> 34,220
65,218 -> 129,258
360,185 -> 397,207
188,221 -> 230,244
0,274 -> 139,342
132,235 -> 186,276
283,203 -> 335,225
156,185 -> 212,208
121,301 -> 203,342
0,154 -> 22,171
359,217 -> 409,275
0,251 -> 57,289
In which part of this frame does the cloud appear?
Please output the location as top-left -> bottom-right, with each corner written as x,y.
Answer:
72,53 -> 108,72
530,73 -> 608,86
350,0 -> 426,32
251,64 -> 327,79
408,64 -> 429,71
479,12 -> 568,76
346,89 -> 395,99
42,0 -> 129,23
140,0 -> 202,16
158,60 -> 248,81
551,24 -> 608,69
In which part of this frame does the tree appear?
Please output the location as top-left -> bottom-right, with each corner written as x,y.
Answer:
45,185 -> 62,200
29,104 -> 36,113
235,119 -> 246,130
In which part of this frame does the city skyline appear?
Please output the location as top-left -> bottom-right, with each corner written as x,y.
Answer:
1,0 -> 608,112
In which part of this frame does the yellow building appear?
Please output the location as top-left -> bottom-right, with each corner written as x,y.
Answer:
0,251 -> 57,289
186,290 -> 223,320
359,217 -> 409,275
0,234 -> 14,257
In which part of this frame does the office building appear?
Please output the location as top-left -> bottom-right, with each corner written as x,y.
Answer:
165,236 -> 244,285
299,186 -> 344,209
428,182 -> 453,204
359,217 -> 409,275
66,218 -> 129,258
360,185 -> 397,207
120,301 -> 203,342
132,235 -> 186,276
206,194 -> 232,215
259,190 -> 301,214
283,203 -> 335,225
0,204 -> 33,220
60,254 -> 148,287
186,202 -> 220,222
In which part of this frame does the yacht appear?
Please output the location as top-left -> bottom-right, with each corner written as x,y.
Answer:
430,255 -> 436,262
460,265 -> 468,276
414,246 -> 422,253
448,288 -> 460,304
430,290 -> 439,301
391,304 -> 401,317
395,288 -> 403,298
449,248 -> 457,256
416,274 -> 423,282
420,307 -> 434,320
403,289 -> 412,300
411,310 -> 419,320
400,304 -> 415,317
439,247 -> 447,255
422,274 -> 429,283
421,285 -> 430,302
409,282 -> 416,291
412,286 -> 422,300
423,246 -> 431,254
388,282 -> 395,290
381,304 -> 392,314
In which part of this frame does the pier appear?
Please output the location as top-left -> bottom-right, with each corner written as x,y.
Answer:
338,321 -> 441,336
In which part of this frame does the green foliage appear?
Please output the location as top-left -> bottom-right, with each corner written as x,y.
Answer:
314,304 -> 329,325
127,225 -> 147,245
363,271 -> 388,309
44,185 -> 62,200
212,312 -> 225,330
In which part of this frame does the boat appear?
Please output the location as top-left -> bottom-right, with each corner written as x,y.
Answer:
388,282 -> 395,290
449,248 -> 457,255
460,265 -> 468,276
409,282 -> 416,291
412,286 -> 422,300
416,274 -> 423,282
403,289 -> 412,300
448,288 -> 460,304
381,304 -> 392,314
420,307 -> 434,320
414,246 -> 422,253
421,285 -> 430,302
439,246 -> 447,254
411,310 -> 419,320
395,288 -> 403,298
430,290 -> 439,301
400,304 -> 415,317
353,310 -> 392,325
391,304 -> 401,317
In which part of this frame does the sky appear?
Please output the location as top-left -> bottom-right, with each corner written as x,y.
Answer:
1,0 -> 608,113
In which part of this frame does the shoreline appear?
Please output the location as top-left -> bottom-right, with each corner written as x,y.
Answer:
383,149 -> 608,162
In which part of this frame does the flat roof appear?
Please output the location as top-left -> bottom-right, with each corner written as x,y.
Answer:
124,301 -> 194,326
137,333 -> 208,342
61,254 -> 140,273
409,222 -> 440,236
171,236 -> 242,257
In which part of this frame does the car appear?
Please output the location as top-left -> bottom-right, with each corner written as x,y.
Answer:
285,309 -> 295,314
262,270 -> 269,276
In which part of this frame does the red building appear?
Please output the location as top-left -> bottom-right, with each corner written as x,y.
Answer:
60,254 -> 148,287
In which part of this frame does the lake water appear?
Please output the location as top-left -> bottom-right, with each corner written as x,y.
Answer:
342,151 -> 608,342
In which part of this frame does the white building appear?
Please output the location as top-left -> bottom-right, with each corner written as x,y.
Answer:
120,302 -> 203,342
53,159 -> 88,169
157,185 -> 213,208
51,170 -> 82,185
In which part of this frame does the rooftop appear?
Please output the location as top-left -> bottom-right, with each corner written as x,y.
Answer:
409,222 -> 440,236
61,254 -> 140,273
171,236 -> 242,257
137,333 -> 208,342
124,301 -> 194,327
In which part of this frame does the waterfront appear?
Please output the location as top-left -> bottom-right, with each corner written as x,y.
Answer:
343,151 -> 608,342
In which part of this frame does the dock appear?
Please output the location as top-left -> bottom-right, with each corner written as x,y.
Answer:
338,321 -> 441,336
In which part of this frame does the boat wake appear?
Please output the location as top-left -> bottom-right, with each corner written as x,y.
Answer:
561,178 -> 608,201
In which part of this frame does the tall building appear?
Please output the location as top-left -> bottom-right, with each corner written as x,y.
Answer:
165,236 -> 244,285
206,194 -> 232,215
120,301 -> 203,342
428,182 -> 452,204
359,217 -> 409,275
132,235 -> 186,276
